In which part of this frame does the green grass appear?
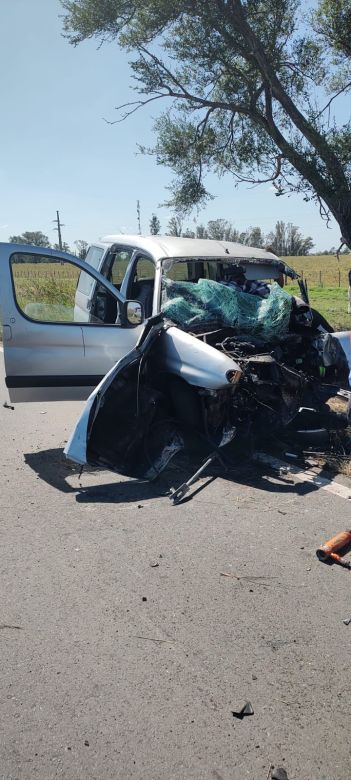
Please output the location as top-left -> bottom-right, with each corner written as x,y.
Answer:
288,285 -> 350,331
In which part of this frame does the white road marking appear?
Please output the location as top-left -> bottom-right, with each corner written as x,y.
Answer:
253,452 -> 351,501
0,345 -> 3,352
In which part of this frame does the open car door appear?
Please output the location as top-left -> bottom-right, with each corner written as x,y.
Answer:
0,243 -> 144,402
64,316 -> 185,478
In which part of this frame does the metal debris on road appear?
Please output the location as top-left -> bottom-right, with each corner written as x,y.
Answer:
271,768 -> 288,780
170,450 -> 226,505
232,701 -> 254,720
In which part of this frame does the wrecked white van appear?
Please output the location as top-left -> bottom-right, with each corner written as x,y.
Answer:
0,236 -> 350,487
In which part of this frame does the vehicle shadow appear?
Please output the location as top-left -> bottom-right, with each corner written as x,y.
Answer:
24,447 -> 320,506
24,448 -> 168,504
221,465 -> 319,497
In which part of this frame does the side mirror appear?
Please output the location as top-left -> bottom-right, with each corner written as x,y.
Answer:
124,300 -> 144,326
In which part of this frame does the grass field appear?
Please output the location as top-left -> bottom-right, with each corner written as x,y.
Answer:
285,254 -> 351,288
285,255 -> 351,330
288,285 -> 349,331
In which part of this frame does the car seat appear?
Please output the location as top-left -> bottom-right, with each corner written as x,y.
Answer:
130,279 -> 154,319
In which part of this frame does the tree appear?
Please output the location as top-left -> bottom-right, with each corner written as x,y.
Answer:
74,239 -> 89,259
62,0 -> 351,247
207,219 -> 234,241
149,214 -> 161,234
53,242 -> 71,253
246,227 -> 264,248
195,224 -> 208,239
9,231 -> 51,247
167,215 -> 183,236
266,221 -> 314,255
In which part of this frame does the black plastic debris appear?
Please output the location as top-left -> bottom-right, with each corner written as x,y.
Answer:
271,768 -> 288,780
3,401 -> 14,410
232,701 -> 254,720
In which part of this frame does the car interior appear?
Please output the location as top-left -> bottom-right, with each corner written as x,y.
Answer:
127,256 -> 155,320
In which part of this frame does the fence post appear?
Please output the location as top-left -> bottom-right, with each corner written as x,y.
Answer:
319,270 -> 322,287
338,269 -> 341,288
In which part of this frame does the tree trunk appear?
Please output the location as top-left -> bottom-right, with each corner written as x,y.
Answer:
327,193 -> 351,249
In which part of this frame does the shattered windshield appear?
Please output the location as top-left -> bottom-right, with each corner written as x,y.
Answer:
160,257 -> 297,338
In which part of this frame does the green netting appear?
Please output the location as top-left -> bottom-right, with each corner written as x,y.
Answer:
161,278 -> 293,339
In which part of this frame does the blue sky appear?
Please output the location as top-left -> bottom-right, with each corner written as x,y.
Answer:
0,0 -> 348,251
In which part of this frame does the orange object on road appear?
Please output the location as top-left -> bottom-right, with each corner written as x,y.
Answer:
316,530 -> 351,562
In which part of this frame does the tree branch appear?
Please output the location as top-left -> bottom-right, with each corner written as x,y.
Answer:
104,94 -> 166,122
228,0 -> 349,192
316,81 -> 351,118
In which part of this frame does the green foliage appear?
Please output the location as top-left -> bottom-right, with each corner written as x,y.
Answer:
165,217 -> 312,253
149,214 -> 161,234
61,0 -> 351,243
314,0 -> 351,58
74,239 -> 89,259
167,215 -> 183,236
9,231 -> 51,247
53,242 -> 71,253
266,221 -> 314,255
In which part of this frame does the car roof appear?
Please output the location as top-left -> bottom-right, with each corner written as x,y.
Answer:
98,234 -> 280,263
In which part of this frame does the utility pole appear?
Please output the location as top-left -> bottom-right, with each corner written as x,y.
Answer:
53,210 -> 64,250
137,200 -> 141,235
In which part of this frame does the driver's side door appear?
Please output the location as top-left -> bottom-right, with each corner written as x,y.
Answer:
0,244 -> 143,402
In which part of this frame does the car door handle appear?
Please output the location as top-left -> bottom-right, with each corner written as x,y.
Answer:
2,325 -> 12,341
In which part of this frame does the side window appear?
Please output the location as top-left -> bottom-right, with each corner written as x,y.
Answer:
77,246 -> 104,297
134,256 -> 155,282
129,256 -> 155,319
108,249 -> 134,287
10,253 -> 120,325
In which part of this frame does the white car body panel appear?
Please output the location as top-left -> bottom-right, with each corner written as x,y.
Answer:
157,327 -> 241,389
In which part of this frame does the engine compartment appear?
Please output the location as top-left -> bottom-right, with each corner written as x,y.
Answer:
84,318 -> 350,481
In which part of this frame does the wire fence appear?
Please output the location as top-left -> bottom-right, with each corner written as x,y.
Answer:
12,262 -> 351,288
285,269 -> 349,288
13,266 -> 77,279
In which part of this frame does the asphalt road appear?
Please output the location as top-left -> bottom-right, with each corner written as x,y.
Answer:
1,352 -> 351,780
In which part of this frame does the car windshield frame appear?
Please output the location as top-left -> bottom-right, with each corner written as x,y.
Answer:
160,255 -> 299,280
